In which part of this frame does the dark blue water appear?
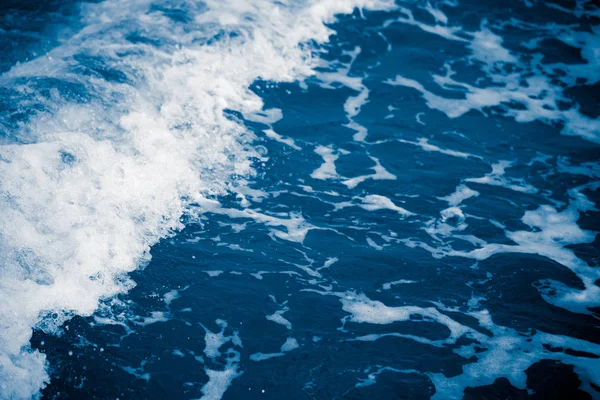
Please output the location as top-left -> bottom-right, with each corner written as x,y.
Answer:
1,0 -> 599,399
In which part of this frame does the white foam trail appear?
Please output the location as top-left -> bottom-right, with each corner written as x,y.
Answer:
266,297 -> 292,330
334,194 -> 413,216
311,145 -> 342,180
398,137 -> 478,159
122,361 -> 151,383
316,47 -> 371,142
384,16 -> 600,143
359,194 -> 413,216
342,156 -> 396,189
409,182 -> 600,315
469,23 -> 517,65
340,292 -> 469,341
249,337 -> 299,362
440,184 -> 479,206
557,157 -> 600,178
465,161 -> 538,193
428,308 -> 600,400
382,279 -> 416,290
312,290 -> 600,397
383,5 -> 466,42
264,129 -> 301,150
0,0 -> 397,397
199,320 -> 243,400
194,197 -> 315,243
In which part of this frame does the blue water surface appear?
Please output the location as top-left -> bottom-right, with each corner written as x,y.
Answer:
1,0 -> 599,399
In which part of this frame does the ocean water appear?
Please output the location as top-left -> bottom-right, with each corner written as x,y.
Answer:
0,0 -> 599,398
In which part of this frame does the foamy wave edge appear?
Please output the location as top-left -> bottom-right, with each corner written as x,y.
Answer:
0,0 -> 396,397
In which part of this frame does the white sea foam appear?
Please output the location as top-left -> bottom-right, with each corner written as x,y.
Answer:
335,194 -> 413,216
0,0 -> 397,397
440,184 -> 479,206
199,320 -> 243,400
340,292 -> 470,341
326,291 -> 600,397
398,137 -> 477,159
383,5 -> 466,42
557,157 -> 600,178
469,24 -> 517,66
266,297 -> 292,330
122,360 -> 151,383
381,279 -> 417,290
384,14 -> 600,143
356,366 -> 420,388
428,308 -> 600,400
342,156 -> 396,189
316,47 -> 371,142
360,194 -> 414,216
249,337 -> 299,362
264,129 -> 301,150
410,182 -> 600,315
311,145 -> 342,180
466,161 -> 538,193
345,298 -> 600,398
194,197 -> 315,243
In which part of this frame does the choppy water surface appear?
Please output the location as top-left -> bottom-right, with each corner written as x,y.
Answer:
1,0 -> 599,398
